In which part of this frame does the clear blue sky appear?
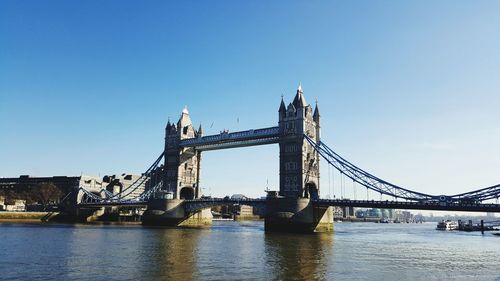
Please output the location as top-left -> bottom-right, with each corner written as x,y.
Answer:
1,1 -> 499,199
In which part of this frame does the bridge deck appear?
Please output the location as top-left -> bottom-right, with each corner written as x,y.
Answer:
78,202 -> 148,208
77,198 -> 500,213
315,199 -> 500,212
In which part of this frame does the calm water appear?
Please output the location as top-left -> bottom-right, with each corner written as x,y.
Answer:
0,221 -> 499,281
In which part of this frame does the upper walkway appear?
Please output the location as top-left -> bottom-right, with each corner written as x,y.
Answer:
179,126 -> 280,151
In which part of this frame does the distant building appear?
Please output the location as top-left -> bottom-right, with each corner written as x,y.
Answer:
394,210 -> 414,222
0,196 -> 26,212
230,194 -> 247,200
0,174 -> 154,201
355,208 -> 394,219
103,174 -> 148,199
0,175 -> 82,195
230,194 -> 255,218
233,204 -> 254,217
345,206 -> 355,218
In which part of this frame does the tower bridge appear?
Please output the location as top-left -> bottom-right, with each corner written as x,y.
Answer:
74,84 -> 500,233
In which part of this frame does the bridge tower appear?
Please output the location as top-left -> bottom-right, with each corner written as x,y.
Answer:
266,84 -> 333,233
164,107 -> 203,200
278,83 -> 321,199
143,107 -> 211,227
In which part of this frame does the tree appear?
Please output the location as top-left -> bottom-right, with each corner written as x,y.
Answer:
32,183 -> 63,209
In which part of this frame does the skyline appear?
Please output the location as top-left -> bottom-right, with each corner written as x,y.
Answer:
1,1 -> 499,199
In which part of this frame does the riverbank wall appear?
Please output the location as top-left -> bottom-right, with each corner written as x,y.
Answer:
0,211 -> 56,222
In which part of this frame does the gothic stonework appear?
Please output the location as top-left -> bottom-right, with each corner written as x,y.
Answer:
279,84 -> 321,198
164,107 -> 203,200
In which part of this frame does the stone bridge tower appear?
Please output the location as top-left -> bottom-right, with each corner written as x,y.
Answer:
164,107 -> 203,200
278,84 -> 321,199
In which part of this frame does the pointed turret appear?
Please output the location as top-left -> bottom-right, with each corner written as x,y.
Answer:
177,106 -> 193,129
279,96 -> 286,113
166,118 -> 172,131
198,123 -> 203,137
292,82 -> 307,108
176,106 -> 196,139
279,95 -> 286,121
313,102 -> 320,123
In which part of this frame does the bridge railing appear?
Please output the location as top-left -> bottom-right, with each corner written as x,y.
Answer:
314,198 -> 500,212
183,197 -> 267,213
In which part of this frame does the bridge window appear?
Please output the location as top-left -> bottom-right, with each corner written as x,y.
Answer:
285,144 -> 298,153
285,162 -> 298,171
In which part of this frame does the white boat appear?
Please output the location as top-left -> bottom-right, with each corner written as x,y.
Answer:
436,220 -> 458,230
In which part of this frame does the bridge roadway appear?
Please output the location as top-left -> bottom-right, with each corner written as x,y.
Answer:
77,198 -> 500,213
315,199 -> 500,213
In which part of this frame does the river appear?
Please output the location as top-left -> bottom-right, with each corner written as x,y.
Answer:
0,221 -> 498,280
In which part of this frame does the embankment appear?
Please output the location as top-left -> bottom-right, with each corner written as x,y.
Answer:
0,212 -> 56,222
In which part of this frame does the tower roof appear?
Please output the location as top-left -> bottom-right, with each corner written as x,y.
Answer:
166,118 -> 171,130
177,106 -> 193,128
313,102 -> 320,121
279,96 -> 286,112
292,83 -> 307,108
198,123 -> 203,136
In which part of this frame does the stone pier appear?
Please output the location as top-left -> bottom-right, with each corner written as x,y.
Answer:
265,197 -> 333,233
142,198 -> 212,227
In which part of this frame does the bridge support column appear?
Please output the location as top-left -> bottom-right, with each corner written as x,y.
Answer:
264,197 -> 333,233
142,199 -> 212,227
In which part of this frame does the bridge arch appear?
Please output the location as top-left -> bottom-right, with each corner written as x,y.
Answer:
180,187 -> 195,200
305,182 -> 319,200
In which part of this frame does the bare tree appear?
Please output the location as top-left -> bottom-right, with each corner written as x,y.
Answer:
32,183 -> 63,209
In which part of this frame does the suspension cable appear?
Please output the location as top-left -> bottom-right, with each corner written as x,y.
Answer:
328,163 -> 331,199
353,180 -> 356,200
305,134 -> 500,202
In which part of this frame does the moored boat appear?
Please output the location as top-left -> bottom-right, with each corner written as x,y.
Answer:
436,220 -> 458,230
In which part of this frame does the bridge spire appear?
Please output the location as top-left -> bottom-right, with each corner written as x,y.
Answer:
293,82 -> 307,108
178,106 -> 193,130
197,123 -> 203,137
166,117 -> 171,130
279,95 -> 286,113
313,101 -> 320,122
